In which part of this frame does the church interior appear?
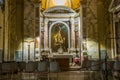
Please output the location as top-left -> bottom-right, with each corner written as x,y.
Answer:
0,0 -> 120,80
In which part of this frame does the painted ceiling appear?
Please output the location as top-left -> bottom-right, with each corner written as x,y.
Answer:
40,0 -> 81,11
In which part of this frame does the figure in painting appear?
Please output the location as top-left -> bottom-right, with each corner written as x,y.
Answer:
51,23 -> 68,52
53,26 -> 65,48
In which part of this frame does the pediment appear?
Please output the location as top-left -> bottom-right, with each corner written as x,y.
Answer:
43,6 -> 76,17
44,6 -> 75,13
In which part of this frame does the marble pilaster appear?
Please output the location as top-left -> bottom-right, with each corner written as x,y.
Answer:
70,18 -> 75,50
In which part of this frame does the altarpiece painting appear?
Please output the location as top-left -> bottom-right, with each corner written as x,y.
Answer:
51,23 -> 68,52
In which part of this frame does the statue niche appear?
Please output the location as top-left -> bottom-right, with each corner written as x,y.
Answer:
51,23 -> 68,53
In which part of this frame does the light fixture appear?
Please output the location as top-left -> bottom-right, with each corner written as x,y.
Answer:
54,0 -> 65,5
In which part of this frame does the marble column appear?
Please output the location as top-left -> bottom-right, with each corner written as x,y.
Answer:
78,17 -> 82,50
70,18 -> 75,50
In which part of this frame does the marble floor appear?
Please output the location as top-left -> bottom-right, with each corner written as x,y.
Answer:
0,70 -> 117,80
